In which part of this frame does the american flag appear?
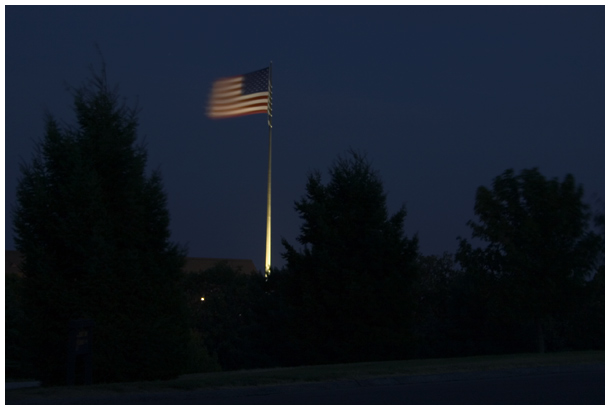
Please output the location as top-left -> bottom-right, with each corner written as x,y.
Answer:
207,67 -> 270,119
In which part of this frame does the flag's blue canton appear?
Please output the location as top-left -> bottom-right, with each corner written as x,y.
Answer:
243,68 -> 269,95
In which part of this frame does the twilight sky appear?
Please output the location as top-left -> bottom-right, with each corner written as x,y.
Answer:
5,6 -> 605,271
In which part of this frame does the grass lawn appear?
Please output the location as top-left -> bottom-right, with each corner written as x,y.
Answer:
5,350 -> 604,401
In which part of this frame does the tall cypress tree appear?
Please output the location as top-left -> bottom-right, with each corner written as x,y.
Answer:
13,67 -> 189,385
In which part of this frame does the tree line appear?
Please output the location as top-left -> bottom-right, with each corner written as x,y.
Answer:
7,69 -> 604,385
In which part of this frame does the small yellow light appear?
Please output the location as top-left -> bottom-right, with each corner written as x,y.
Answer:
201,297 -> 205,301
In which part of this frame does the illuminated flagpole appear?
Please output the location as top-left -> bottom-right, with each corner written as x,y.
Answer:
265,61 -> 273,276
207,65 -> 273,275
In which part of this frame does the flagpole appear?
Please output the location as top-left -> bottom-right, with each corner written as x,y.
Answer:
265,61 -> 273,277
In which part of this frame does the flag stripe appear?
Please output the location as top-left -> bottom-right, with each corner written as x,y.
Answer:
209,103 -> 269,116
208,94 -> 269,116
213,81 -> 242,93
207,67 -> 270,119
211,92 -> 269,106
208,106 -> 269,118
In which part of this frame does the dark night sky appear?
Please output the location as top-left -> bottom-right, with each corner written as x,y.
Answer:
5,6 -> 605,271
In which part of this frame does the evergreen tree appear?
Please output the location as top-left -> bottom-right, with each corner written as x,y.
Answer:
6,273 -> 33,379
13,67 -> 190,385
282,151 -> 419,364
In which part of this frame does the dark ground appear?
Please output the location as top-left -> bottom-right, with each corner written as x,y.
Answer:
6,363 -> 604,405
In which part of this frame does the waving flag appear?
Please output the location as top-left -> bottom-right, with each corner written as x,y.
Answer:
207,67 -> 270,119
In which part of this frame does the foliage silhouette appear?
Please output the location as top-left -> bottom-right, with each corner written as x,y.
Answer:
5,273 -> 34,379
456,168 -> 604,353
282,150 -> 419,364
13,65 -> 190,385
183,263 -> 293,370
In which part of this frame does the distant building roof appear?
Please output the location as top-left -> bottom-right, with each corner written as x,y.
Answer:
5,250 -> 258,276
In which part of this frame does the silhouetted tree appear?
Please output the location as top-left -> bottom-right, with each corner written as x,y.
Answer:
412,253 -> 459,358
282,151 -> 419,364
562,264 -> 605,350
5,273 -> 34,379
183,263 -> 287,370
13,66 -> 190,385
456,168 -> 603,353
